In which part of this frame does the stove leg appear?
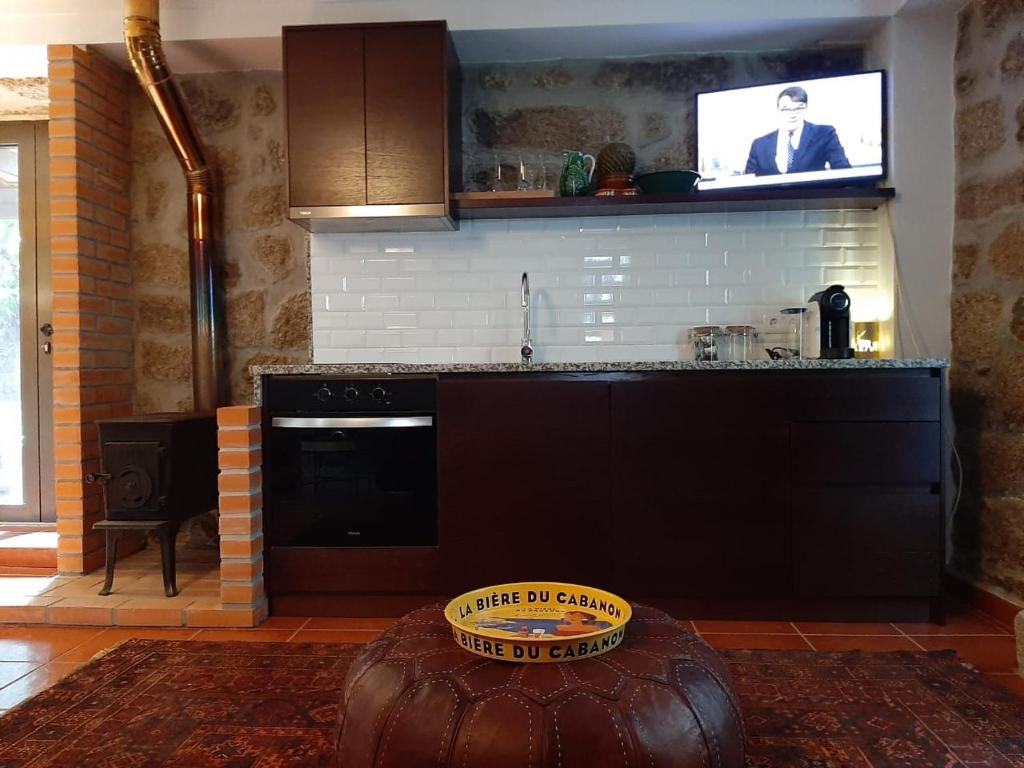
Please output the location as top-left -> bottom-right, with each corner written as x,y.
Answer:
158,522 -> 180,598
99,530 -> 119,596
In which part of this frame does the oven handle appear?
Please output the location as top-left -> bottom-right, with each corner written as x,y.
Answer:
271,416 -> 433,429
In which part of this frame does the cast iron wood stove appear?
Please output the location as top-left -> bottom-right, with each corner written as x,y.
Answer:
88,413 -> 218,596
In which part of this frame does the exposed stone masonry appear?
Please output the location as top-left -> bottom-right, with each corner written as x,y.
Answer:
462,48 -> 862,190
129,72 -> 310,411
951,3 -> 1024,622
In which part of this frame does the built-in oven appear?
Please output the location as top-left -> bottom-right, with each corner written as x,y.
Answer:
263,375 -> 440,613
265,375 -> 437,548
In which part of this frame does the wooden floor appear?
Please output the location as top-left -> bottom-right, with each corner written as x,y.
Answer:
0,601 -> 1019,717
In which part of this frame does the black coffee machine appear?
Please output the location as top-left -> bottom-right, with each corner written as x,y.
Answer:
807,284 -> 854,359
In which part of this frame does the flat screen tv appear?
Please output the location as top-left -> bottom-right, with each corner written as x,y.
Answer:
696,71 -> 886,191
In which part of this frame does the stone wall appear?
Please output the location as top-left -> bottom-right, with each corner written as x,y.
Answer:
130,72 -> 310,411
951,0 -> 1024,603
462,49 -> 863,190
0,77 -> 48,120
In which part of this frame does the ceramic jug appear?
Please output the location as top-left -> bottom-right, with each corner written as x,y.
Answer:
559,151 -> 596,197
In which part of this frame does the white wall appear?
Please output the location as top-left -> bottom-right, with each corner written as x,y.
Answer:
311,210 -> 888,364
868,1 -> 958,359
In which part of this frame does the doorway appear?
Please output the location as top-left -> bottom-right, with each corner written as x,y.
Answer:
0,122 -> 52,523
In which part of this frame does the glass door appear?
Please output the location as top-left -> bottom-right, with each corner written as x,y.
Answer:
0,122 -> 52,523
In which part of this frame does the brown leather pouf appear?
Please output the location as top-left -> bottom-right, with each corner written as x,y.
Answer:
335,603 -> 746,767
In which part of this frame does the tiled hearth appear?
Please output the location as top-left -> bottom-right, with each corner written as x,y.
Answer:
0,406 -> 267,629
0,543 -> 225,627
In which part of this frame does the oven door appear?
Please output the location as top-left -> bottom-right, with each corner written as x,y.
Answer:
267,415 -> 436,548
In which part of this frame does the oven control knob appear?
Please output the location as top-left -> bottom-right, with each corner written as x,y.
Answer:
314,386 -> 334,403
343,386 -> 360,402
370,386 -> 390,403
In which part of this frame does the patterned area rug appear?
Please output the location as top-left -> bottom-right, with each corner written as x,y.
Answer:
0,640 -> 1021,767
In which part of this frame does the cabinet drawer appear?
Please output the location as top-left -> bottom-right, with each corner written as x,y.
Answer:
793,492 -> 942,596
791,422 -> 940,485
788,371 -> 941,422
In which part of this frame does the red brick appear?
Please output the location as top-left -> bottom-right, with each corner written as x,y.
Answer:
218,471 -> 261,494
219,493 -> 262,515
217,406 -> 261,428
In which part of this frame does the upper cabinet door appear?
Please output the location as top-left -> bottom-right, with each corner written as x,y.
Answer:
284,27 -> 366,208
364,23 -> 447,206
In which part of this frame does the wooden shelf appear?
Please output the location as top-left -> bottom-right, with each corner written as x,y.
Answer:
453,186 -> 895,220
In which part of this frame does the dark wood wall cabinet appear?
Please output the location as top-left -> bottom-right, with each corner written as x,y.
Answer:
264,367 -> 947,621
283,21 -> 460,233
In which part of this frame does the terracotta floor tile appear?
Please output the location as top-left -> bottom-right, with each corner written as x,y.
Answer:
991,674 -> 1024,695
54,628 -> 201,663
702,633 -> 814,651
807,635 -> 921,652
288,629 -> 383,644
0,661 -> 39,688
693,620 -> 796,634
912,635 -> 1020,673
303,617 -> 396,631
258,616 -> 309,630
794,622 -> 900,636
897,611 -> 1012,636
0,661 -> 85,709
192,629 -> 296,643
0,627 -> 106,662
0,576 -> 71,597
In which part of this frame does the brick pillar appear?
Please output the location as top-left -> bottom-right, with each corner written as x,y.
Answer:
216,406 -> 268,626
48,45 -> 134,574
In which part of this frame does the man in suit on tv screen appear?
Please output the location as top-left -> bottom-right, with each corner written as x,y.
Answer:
744,86 -> 851,176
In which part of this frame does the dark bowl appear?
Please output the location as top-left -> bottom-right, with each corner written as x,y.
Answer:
635,170 -> 701,194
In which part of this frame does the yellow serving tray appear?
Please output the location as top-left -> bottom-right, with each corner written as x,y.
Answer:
443,582 -> 632,663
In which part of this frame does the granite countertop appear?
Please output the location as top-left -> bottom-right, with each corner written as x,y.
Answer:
251,358 -> 948,402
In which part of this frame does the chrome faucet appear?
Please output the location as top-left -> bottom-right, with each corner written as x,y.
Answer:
520,271 -> 533,365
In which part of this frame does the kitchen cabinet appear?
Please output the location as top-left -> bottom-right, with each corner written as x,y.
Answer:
263,366 -> 946,621
283,21 -> 460,232
609,375 -> 790,598
437,375 -> 611,592
433,367 -> 945,621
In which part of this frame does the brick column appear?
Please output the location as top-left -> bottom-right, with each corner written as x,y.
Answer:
48,45 -> 134,574
215,406 -> 267,626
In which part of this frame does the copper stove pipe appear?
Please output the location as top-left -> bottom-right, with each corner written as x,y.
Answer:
124,0 -> 225,411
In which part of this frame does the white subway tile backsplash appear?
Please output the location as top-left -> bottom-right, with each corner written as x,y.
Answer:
311,209 -> 888,364
688,287 -> 729,306
435,293 -> 472,310
344,312 -> 382,329
366,330 -> 403,346
436,328 -> 474,346
804,247 -> 846,266
399,294 -> 437,310
363,295 -> 400,311
784,229 -> 823,248
725,251 -> 766,268
804,210 -> 844,227
707,268 -> 747,286
726,286 -> 765,305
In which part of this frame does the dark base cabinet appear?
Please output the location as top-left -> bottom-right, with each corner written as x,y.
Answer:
434,368 -> 945,619
609,375 -> 791,598
266,367 -> 946,621
437,375 -> 612,592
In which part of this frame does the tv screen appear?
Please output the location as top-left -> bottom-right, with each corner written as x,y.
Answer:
696,71 -> 885,191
